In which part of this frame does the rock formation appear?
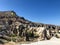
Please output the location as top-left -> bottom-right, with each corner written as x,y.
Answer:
0,11 -> 60,43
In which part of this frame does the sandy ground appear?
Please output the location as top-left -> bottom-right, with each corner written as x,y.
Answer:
19,37 -> 60,45
3,37 -> 60,45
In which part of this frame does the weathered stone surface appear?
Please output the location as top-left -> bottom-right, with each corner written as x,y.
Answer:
0,11 -> 60,43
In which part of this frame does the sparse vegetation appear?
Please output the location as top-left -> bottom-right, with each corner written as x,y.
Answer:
0,11 -> 60,44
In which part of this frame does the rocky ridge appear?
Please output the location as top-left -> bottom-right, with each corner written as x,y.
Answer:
0,11 -> 60,44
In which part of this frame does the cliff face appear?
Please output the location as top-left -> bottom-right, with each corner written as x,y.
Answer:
0,11 -> 60,43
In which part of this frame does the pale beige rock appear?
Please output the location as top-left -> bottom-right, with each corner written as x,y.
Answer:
4,41 -> 16,45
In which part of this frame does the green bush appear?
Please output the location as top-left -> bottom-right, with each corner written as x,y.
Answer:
9,34 -> 17,37
12,38 -> 16,42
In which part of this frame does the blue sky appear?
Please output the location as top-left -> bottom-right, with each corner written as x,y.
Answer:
0,0 -> 60,25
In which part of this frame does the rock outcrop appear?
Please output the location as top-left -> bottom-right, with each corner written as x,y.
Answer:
0,11 -> 60,43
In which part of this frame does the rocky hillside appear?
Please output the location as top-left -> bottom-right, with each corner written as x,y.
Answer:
0,11 -> 60,44
0,11 -> 60,29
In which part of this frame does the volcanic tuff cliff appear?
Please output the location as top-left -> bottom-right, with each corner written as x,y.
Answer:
0,11 -> 60,44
